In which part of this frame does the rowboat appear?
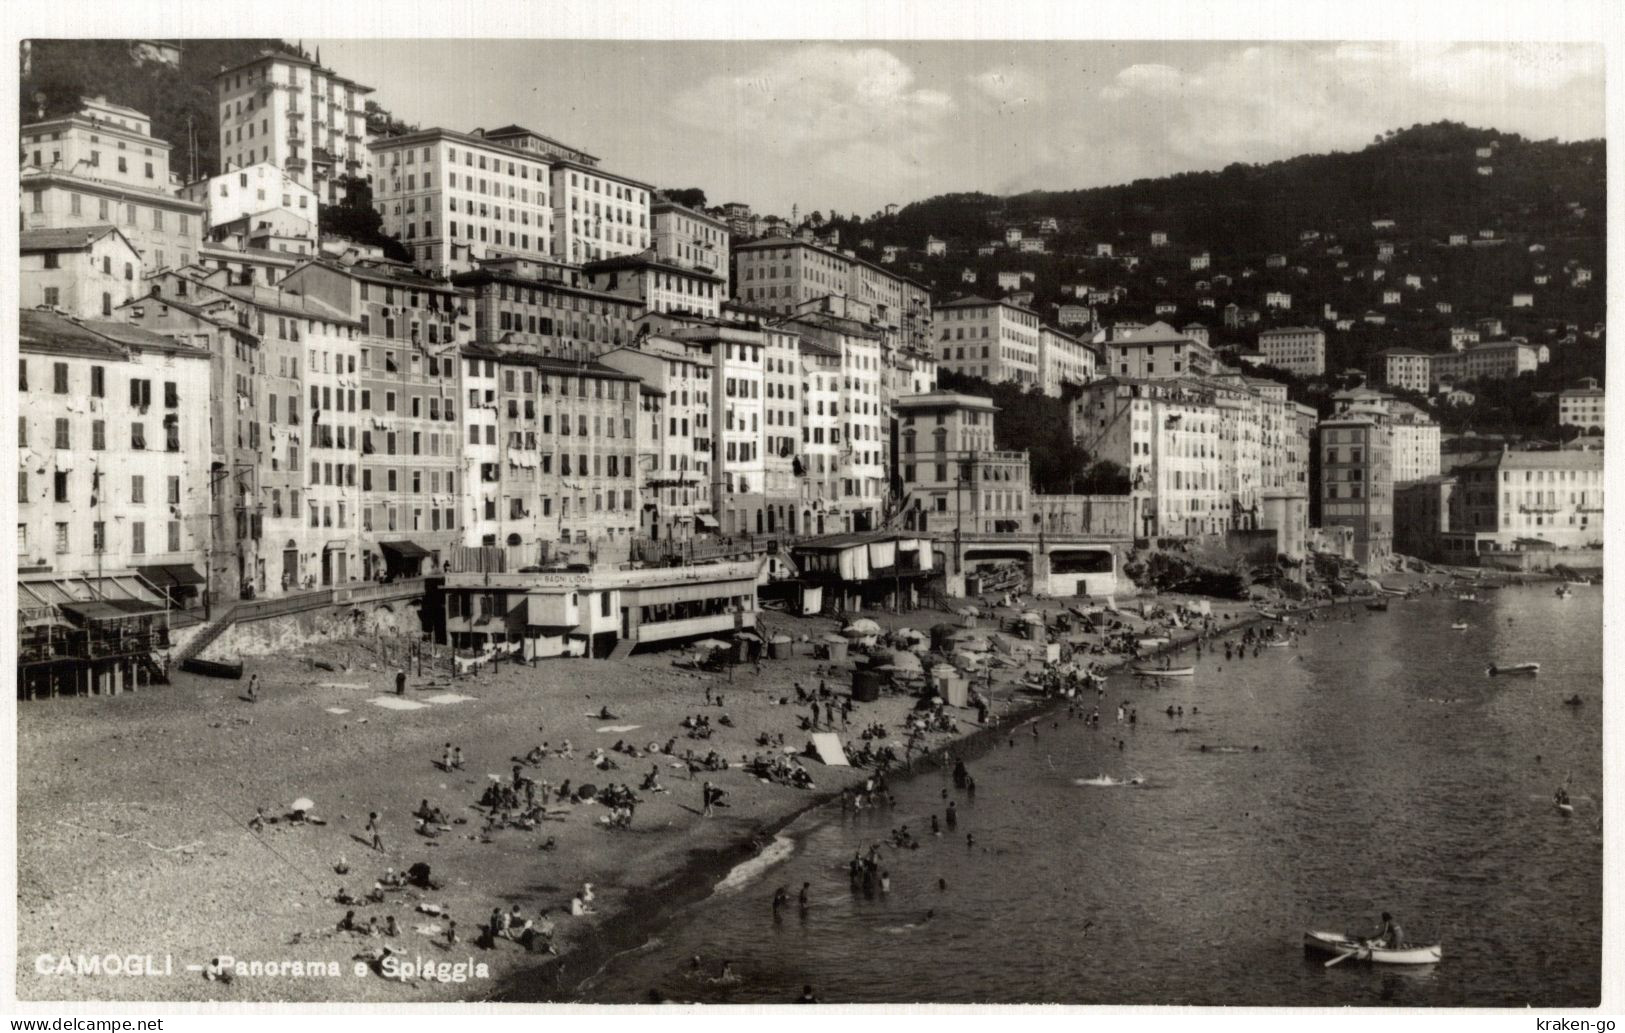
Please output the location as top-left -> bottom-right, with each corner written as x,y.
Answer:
180,657 -> 244,680
1555,586 -> 1573,599
1134,666 -> 1194,677
1303,930 -> 1442,966
1557,802 -> 1575,817
1450,622 -> 1469,631
1486,662 -> 1540,676
1264,638 -> 1292,648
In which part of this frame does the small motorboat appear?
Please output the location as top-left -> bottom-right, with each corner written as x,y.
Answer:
1486,662 -> 1540,677
1557,802 -> 1576,817
1304,930 -> 1442,966
1565,579 -> 1592,587
1450,622 -> 1470,631
1134,666 -> 1194,678
1562,695 -> 1583,707
1365,600 -> 1389,612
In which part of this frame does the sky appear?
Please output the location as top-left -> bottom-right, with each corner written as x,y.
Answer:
309,39 -> 1605,217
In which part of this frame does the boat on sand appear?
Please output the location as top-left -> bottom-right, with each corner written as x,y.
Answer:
1133,666 -> 1193,678
1303,930 -> 1442,966
1486,662 -> 1540,677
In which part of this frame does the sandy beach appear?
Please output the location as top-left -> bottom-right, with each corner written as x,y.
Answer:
17,584 -> 1405,1003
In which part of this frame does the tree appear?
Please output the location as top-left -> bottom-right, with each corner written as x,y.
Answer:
662,187 -> 707,208
1077,460 -> 1131,495
364,99 -> 417,138
319,176 -> 412,264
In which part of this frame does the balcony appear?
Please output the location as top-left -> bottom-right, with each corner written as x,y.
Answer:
285,156 -> 307,173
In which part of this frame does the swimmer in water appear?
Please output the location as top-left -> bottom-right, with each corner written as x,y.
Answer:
938,877 -> 947,891
967,833 -> 976,847
880,871 -> 891,893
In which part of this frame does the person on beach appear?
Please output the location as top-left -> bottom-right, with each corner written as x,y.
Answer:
246,674 -> 258,702
337,910 -> 357,933
445,920 -> 458,947
946,802 -> 957,829
452,746 -> 464,770
799,882 -> 811,911
702,781 -> 715,817
384,915 -> 399,939
396,669 -> 407,696
366,812 -> 384,852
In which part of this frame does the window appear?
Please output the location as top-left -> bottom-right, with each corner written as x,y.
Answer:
52,362 -> 68,393
54,417 -> 70,449
131,422 -> 147,450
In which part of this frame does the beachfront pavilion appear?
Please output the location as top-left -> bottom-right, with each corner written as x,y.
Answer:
437,548 -> 763,659
787,532 -> 936,615
17,569 -> 177,698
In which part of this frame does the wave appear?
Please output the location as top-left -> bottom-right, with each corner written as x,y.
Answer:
714,834 -> 796,893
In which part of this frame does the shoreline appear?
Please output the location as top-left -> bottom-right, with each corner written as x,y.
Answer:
17,568 -> 1470,1004
503,588 -> 1376,1002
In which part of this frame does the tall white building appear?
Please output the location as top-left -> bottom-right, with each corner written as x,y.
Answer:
369,128 -> 555,276
933,296 -> 1042,389
180,161 -> 319,247
1257,326 -> 1326,376
1037,324 -> 1096,396
652,200 -> 731,293
212,51 -> 374,204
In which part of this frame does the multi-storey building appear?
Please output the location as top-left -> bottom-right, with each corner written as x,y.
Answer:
115,290 -> 266,601
463,344 -> 644,559
895,392 -> 1027,534
600,337 -> 715,542
1558,378 -> 1605,433
547,156 -> 653,265
369,128 -> 555,276
933,295 -> 1042,388
212,51 -> 374,204
652,200 -> 730,293
782,311 -> 889,532
799,333 -> 843,535
1257,326 -> 1326,376
18,309 -> 212,588
1072,378 -> 1228,539
1393,476 -> 1456,561
21,226 -> 143,319
1037,324 -> 1096,396
1446,447 -> 1603,557
1375,348 -> 1431,393
731,238 -> 933,355
452,261 -> 646,361
459,351 -> 503,551
21,99 -> 204,275
1388,400 -> 1442,485
1102,321 -> 1219,380
1429,340 -> 1540,386
196,239 -> 303,287
583,254 -> 724,318
180,161 -> 319,246
1318,415 -> 1394,570
278,258 -> 470,574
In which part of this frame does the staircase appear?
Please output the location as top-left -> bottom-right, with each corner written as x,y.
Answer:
605,638 -> 637,661
173,604 -> 238,664
139,652 -> 171,686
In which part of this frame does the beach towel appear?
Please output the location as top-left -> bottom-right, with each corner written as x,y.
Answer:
595,724 -> 641,733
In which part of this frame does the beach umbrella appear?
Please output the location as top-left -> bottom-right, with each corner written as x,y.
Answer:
576,783 -> 597,800
291,797 -> 315,813
692,639 -> 728,652
846,618 -> 882,635
842,626 -> 870,639
957,606 -> 980,617
890,651 -> 924,672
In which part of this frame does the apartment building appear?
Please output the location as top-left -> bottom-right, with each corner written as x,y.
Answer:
1447,447 -> 1603,555
370,128 -> 555,276
452,262 -> 645,362
278,259 -> 469,573
1102,321 -> 1218,380
18,310 -> 212,586
548,158 -> 653,265
583,254 -> 724,318
895,392 -> 1027,534
1037,324 -> 1096,396
1558,378 -> 1605,432
213,51 -> 373,204
600,337 -> 714,541
933,296 -> 1041,388
180,161 -> 319,248
1375,348 -> 1431,393
1318,416 -> 1394,569
731,238 -> 933,355
1257,325 -> 1326,376
115,289 -> 267,601
21,227 -> 144,319
1388,401 -> 1442,485
799,335 -> 843,535
651,200 -> 730,293
21,99 -> 204,275
1072,377 -> 1229,539
1430,340 -> 1540,386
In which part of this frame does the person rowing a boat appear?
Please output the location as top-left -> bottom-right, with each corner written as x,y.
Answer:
1367,911 -> 1405,949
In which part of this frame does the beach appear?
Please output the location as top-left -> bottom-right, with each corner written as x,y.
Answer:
17,584 -> 1390,1003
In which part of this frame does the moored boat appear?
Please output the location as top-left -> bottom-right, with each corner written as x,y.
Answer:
1365,600 -> 1388,612
1450,622 -> 1469,630
1486,662 -> 1540,677
1555,586 -> 1573,599
1303,930 -> 1442,966
1133,666 -> 1194,677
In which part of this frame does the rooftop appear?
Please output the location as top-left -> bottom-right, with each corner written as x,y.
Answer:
460,343 -> 640,381
584,253 -> 725,284
20,308 -> 210,361
895,391 -> 999,413
19,225 -> 131,252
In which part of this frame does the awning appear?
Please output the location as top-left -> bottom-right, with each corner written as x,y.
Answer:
136,563 -> 205,589
378,540 -> 431,561
695,514 -> 719,530
60,599 -> 163,624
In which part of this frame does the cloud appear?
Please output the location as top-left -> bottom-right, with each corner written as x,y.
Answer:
672,44 -> 953,164
970,66 -> 1048,108
1097,42 -> 1603,170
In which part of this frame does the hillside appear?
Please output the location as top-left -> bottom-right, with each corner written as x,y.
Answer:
21,38 -> 416,184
